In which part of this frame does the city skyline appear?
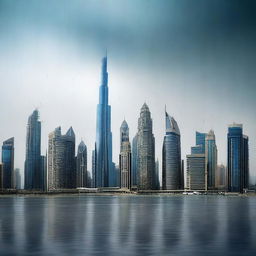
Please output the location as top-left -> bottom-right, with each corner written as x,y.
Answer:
0,0 -> 255,186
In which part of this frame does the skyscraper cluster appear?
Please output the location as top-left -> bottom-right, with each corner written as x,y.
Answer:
0,56 -> 251,193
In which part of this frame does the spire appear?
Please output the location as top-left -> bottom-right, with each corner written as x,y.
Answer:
141,102 -> 149,112
101,54 -> 108,86
165,111 -> 180,135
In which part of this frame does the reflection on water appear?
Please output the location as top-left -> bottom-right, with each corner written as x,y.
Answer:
0,195 -> 256,256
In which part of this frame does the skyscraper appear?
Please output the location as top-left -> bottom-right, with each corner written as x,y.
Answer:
14,168 -> 21,189
205,130 -> 217,189
48,127 -> 76,190
227,124 -> 249,193
119,120 -> 131,189
216,164 -> 226,189
95,56 -> 114,187
162,111 -> 182,190
2,137 -> 14,189
92,149 -> 96,188
132,134 -> 138,186
155,159 -> 160,190
76,141 -> 87,188
24,109 -> 43,190
137,103 -> 156,190
191,132 -> 206,154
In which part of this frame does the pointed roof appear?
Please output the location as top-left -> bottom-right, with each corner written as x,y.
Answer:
66,126 -> 75,137
78,140 -> 87,152
165,111 -> 180,135
121,119 -> 128,129
141,102 -> 149,112
3,137 -> 14,146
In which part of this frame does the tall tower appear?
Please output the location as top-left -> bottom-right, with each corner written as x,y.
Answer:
24,109 -> 42,190
95,56 -> 113,187
76,141 -> 87,188
2,137 -> 14,189
137,103 -> 156,190
162,111 -> 181,190
119,120 -> 131,189
48,127 -> 76,190
205,130 -> 217,189
227,123 -> 249,193
132,134 -> 138,186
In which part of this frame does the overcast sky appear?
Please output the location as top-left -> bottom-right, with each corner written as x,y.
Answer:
0,0 -> 255,186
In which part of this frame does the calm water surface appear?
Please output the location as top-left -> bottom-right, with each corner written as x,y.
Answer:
0,195 -> 256,256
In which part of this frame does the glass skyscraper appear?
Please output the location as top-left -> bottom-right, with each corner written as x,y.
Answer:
162,111 -> 182,190
227,124 -> 249,193
76,141 -> 87,188
205,130 -> 217,189
24,109 -> 42,190
95,56 -> 114,187
2,137 -> 14,189
191,132 -> 206,154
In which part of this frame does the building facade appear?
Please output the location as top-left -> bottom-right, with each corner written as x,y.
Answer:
76,141 -> 87,188
95,56 -> 114,187
48,127 -> 76,190
205,130 -> 217,189
119,120 -> 131,189
137,103 -> 156,190
2,137 -> 14,189
216,164 -> 226,189
14,168 -> 21,189
162,111 -> 182,190
132,134 -> 138,187
24,110 -> 45,190
186,154 -> 206,190
0,164 -> 3,190
227,124 -> 249,193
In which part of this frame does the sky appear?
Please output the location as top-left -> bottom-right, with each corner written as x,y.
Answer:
0,0 -> 256,187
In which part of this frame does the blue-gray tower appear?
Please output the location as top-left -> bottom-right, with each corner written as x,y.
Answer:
227,123 -> 249,193
95,56 -> 113,187
162,111 -> 182,190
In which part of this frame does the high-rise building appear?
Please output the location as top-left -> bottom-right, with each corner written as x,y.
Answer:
186,154 -> 206,190
181,159 -> 184,189
95,56 -> 114,187
2,137 -> 14,189
0,163 -> 3,189
162,111 -> 182,190
216,164 -> 226,189
132,134 -> 138,186
48,127 -> 76,190
191,132 -> 206,154
205,130 -> 217,189
14,168 -> 21,189
155,160 -> 160,190
137,103 -> 156,190
119,120 -> 131,189
24,110 -> 44,190
40,155 -> 47,191
92,149 -> 96,188
227,124 -> 249,193
76,141 -> 87,188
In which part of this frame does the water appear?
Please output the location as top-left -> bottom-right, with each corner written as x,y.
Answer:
0,195 -> 256,256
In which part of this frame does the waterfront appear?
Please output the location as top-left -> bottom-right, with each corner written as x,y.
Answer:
0,195 -> 256,256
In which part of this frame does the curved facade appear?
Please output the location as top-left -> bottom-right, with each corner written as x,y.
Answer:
162,111 -> 181,190
137,103 -> 156,190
